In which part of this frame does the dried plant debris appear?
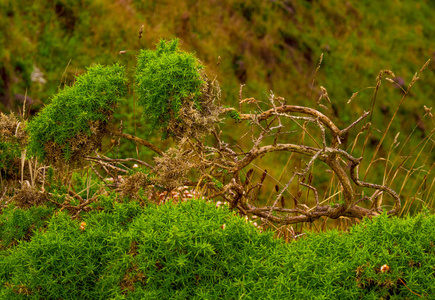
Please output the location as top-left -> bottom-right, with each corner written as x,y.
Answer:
118,171 -> 151,199
153,147 -> 196,190
118,170 -> 200,205
0,112 -> 27,145
12,181 -> 47,208
166,74 -> 221,140
42,120 -> 108,168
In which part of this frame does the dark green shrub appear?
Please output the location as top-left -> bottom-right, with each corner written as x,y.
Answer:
26,63 -> 127,166
126,200 -> 287,299
0,199 -> 287,299
135,39 -> 205,136
0,197 -> 142,300
282,212 -> 435,299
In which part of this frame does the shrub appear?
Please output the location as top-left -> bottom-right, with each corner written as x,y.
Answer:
1,199 -> 434,299
0,199 -> 286,299
0,197 -> 142,300
0,205 -> 54,250
126,200 -> 286,299
20,38 -> 428,228
26,63 -> 127,166
135,39 -> 205,137
282,212 -> 435,299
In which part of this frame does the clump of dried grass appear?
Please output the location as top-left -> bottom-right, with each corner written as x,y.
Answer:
153,147 -> 197,190
11,181 -> 47,209
166,74 -> 221,140
0,112 -> 27,146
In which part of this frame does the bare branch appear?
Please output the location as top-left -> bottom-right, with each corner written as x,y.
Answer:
85,156 -> 154,170
341,111 -> 371,135
107,124 -> 163,155
238,105 -> 342,145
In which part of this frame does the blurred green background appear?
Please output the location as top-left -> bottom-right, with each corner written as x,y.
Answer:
1,0 -> 434,215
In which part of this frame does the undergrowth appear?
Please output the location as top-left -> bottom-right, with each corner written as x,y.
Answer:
0,198 -> 434,299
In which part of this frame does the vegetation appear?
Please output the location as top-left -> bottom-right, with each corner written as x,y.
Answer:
1,1 -> 435,298
1,0 -> 434,213
0,34 -> 433,297
135,39 -> 205,136
4,39 -> 416,224
26,63 -> 127,165
0,112 -> 26,180
1,198 -> 434,299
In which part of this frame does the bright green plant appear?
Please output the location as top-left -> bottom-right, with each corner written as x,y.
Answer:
26,64 -> 127,165
283,212 -> 435,299
135,39 -> 205,136
1,198 -> 435,299
0,205 -> 54,249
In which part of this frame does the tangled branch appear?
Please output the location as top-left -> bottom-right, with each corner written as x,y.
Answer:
95,92 -> 401,226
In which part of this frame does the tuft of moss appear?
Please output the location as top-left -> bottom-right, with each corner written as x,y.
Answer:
26,63 -> 127,166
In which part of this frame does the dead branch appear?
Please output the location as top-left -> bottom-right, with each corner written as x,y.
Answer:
103,93 -> 402,226
107,124 -> 163,155
205,98 -> 401,223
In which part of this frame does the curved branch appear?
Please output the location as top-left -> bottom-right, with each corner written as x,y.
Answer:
325,157 -> 354,208
236,143 -> 358,209
238,105 -> 342,145
236,143 -> 322,171
350,163 -> 401,215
